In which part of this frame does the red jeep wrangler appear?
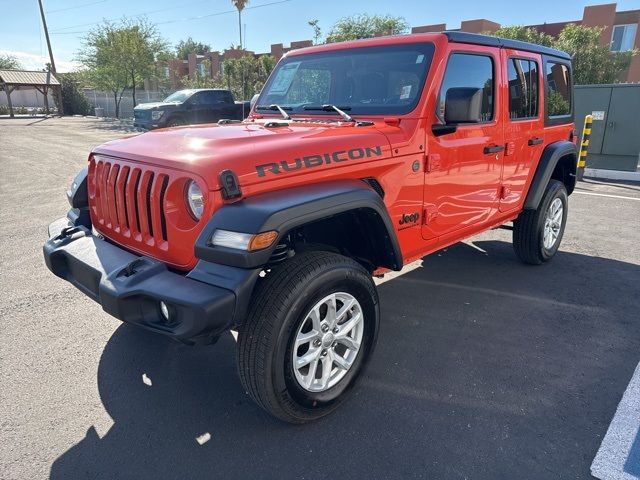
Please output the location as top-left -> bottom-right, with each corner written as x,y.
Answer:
44,32 -> 576,423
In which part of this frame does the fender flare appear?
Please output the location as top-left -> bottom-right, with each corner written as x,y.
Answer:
194,179 -> 403,270
523,140 -> 577,210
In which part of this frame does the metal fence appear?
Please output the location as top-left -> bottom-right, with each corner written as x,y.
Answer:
83,89 -> 166,119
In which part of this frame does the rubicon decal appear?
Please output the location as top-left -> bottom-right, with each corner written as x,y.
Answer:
255,146 -> 383,177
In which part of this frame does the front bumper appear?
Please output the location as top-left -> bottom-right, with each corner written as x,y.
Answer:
43,217 -> 244,344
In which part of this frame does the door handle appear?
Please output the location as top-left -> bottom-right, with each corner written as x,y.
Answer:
528,137 -> 543,146
483,144 -> 505,154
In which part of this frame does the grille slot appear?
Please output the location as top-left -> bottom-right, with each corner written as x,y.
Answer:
92,159 -> 169,247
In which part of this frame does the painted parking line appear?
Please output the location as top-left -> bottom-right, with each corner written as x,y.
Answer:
591,361 -> 640,480
574,190 -> 640,201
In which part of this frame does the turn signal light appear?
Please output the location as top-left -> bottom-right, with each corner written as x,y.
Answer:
248,231 -> 278,251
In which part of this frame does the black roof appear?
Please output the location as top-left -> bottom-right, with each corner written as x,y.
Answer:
444,31 -> 571,61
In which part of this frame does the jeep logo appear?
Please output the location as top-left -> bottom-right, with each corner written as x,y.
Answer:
399,212 -> 419,225
255,146 -> 383,177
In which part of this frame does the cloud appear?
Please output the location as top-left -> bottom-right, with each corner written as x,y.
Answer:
0,49 -> 79,72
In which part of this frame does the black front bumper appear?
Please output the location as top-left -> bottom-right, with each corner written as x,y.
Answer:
43,217 -> 255,344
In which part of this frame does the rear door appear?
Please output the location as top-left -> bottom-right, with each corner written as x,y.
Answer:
500,50 -> 544,212
423,46 -> 503,240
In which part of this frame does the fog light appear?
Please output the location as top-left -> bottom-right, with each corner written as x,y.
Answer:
159,301 -> 170,321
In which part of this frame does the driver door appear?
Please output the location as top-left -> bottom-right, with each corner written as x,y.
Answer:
423,48 -> 504,240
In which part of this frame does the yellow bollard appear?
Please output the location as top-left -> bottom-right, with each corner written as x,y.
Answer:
577,114 -> 592,181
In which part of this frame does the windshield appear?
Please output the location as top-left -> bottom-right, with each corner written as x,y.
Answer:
258,42 -> 435,116
163,90 -> 195,103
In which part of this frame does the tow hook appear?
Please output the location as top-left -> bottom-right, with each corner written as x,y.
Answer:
120,259 -> 146,278
53,226 -> 82,241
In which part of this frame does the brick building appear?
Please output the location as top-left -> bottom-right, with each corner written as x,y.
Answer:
148,2 -> 639,90
411,3 -> 639,83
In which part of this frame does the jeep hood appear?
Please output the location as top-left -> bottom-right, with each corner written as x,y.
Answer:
92,122 -> 392,190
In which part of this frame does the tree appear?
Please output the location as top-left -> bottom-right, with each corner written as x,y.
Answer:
325,14 -> 408,43
0,54 -> 22,70
231,0 -> 249,49
491,26 -> 554,47
308,19 -> 322,45
79,18 -> 167,116
57,72 -> 92,115
214,54 -> 275,100
555,24 -> 636,85
175,37 -> 211,59
490,24 -> 637,85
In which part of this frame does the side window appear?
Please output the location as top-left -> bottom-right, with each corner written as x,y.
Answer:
508,58 -> 539,119
188,93 -> 202,105
545,61 -> 571,117
438,53 -> 494,122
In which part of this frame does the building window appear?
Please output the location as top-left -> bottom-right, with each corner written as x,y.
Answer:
163,66 -> 170,78
610,24 -> 637,52
508,58 -> 539,119
197,62 -> 207,77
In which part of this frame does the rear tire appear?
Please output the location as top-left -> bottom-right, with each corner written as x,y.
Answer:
513,180 -> 568,265
237,251 -> 379,423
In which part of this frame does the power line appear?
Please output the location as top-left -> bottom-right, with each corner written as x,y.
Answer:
46,0 -> 107,14
50,0 -> 211,32
50,0 -> 289,33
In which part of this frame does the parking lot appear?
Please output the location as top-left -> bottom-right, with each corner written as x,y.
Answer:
1,116 -> 639,479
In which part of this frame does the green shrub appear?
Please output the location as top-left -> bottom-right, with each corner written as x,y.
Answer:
0,105 -> 8,115
57,72 -> 92,115
15,106 -> 28,114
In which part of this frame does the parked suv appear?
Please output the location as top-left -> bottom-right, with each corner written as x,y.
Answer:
133,88 -> 250,129
44,32 -> 576,423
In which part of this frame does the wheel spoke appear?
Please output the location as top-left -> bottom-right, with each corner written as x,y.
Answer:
295,329 -> 318,349
303,358 -> 320,388
335,297 -> 356,322
336,312 -> 361,337
325,294 -> 337,325
337,335 -> 360,351
319,354 -> 333,390
296,347 -> 321,368
332,351 -> 350,370
308,307 -> 322,332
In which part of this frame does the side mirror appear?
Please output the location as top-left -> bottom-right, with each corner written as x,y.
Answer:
250,93 -> 260,111
444,87 -> 483,124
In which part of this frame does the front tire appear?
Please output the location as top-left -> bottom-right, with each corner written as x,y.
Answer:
513,179 -> 568,265
237,251 -> 379,423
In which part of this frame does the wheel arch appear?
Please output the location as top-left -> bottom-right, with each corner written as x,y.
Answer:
524,140 -> 577,210
194,179 -> 403,272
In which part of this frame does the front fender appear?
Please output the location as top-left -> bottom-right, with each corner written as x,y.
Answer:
194,179 -> 403,270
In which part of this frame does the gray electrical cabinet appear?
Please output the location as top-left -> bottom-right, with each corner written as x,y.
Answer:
574,84 -> 640,172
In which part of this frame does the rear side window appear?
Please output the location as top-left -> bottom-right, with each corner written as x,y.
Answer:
508,58 -> 539,119
545,61 -> 571,117
438,53 -> 494,122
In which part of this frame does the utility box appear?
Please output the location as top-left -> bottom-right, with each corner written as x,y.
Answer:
574,84 -> 640,172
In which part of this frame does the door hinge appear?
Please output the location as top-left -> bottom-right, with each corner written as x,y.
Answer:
500,185 -> 511,199
425,154 -> 441,173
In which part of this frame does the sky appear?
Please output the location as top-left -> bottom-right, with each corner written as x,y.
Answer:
2,0 -> 640,72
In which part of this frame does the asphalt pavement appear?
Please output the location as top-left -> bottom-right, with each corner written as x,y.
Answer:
1,116 -> 639,480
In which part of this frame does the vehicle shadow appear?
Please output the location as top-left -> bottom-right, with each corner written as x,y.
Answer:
50,241 -> 640,480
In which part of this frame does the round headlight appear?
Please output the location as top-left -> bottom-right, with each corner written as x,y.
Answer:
186,180 -> 205,220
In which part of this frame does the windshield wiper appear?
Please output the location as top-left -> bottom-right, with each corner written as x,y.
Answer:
256,104 -> 291,120
303,104 -> 354,122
